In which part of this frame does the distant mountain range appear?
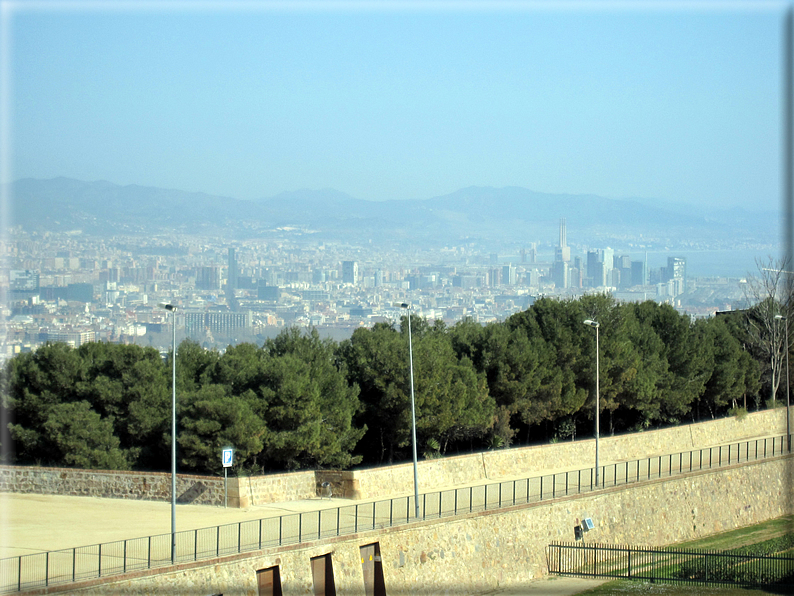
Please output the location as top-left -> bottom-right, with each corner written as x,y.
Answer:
5,177 -> 778,250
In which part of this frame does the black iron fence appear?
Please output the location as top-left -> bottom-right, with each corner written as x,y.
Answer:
548,542 -> 794,587
1,434 -> 790,593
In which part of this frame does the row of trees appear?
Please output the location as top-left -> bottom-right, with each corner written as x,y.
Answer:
0,292 -> 783,476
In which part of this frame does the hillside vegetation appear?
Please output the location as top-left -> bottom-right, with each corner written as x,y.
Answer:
0,294 -> 772,475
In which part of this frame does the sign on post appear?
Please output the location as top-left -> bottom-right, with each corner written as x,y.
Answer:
222,447 -> 234,508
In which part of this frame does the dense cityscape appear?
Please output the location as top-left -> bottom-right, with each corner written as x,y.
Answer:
3,217 -> 753,359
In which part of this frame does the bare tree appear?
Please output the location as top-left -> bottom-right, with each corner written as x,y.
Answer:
742,257 -> 794,406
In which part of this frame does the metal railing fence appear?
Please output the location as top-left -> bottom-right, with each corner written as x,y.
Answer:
1,434 -> 790,593
548,542 -> 794,587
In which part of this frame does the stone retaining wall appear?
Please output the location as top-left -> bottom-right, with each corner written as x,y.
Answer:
63,454 -> 794,595
228,470 -> 318,508
332,408 -> 788,500
3,409 -> 788,508
0,466 -> 321,508
0,466 -> 226,506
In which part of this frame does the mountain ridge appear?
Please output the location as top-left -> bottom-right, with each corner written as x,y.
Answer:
6,177 -> 776,250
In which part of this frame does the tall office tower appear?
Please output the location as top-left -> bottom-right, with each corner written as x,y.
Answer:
664,257 -> 687,290
502,264 -> 517,285
631,259 -> 648,286
342,261 -> 359,285
551,260 -> 569,289
520,248 -> 527,263
554,218 -> 571,262
616,255 -> 632,289
227,248 -> 238,291
586,250 -> 606,287
601,247 -> 614,281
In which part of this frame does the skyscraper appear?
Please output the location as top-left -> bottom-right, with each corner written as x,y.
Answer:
227,248 -> 238,291
342,261 -> 359,285
664,257 -> 687,290
554,218 -> 571,263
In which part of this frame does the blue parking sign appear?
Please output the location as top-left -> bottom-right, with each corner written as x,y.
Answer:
222,448 -> 234,468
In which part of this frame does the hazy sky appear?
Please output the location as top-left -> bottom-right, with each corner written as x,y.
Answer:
2,1 -> 787,211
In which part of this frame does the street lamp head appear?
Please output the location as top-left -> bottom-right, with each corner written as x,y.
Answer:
394,302 -> 411,309
159,303 -> 177,312
583,319 -> 599,328
776,314 -> 786,321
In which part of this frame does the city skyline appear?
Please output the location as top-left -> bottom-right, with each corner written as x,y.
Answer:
2,1 -> 786,213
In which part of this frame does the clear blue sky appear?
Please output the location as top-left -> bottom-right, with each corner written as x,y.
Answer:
2,1 -> 786,210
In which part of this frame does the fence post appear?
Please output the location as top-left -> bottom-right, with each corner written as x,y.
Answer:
279,515 -> 282,546
194,530 -> 198,561
628,549 -> 631,578
355,504 -> 359,533
97,544 -> 101,578
319,510 -> 322,540
72,548 -> 76,583
216,526 -> 220,557
238,522 -> 242,552
259,519 -> 262,549
147,536 -> 151,568
46,551 -> 49,586
338,506 -> 342,535
124,539 -> 127,573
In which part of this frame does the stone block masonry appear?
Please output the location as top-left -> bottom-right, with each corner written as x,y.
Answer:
318,408 -> 789,501
58,454 -> 794,595
228,470 -> 317,508
0,466 -> 226,506
0,467 -> 319,507
2,408 -> 788,508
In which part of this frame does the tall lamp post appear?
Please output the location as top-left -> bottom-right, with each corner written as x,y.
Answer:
397,302 -> 420,518
583,319 -> 600,487
159,303 -> 178,563
775,314 -> 791,451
